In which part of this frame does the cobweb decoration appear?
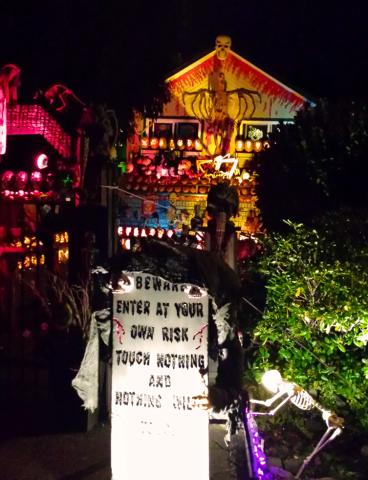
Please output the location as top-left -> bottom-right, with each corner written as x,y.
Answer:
213,302 -> 233,345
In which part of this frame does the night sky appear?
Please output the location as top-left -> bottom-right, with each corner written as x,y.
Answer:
1,1 -> 368,122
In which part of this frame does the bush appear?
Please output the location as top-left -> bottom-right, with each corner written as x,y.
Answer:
248,221 -> 368,428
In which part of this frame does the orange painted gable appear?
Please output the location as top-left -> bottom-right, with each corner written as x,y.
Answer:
164,50 -> 306,120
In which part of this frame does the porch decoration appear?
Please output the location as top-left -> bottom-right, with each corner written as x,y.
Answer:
250,369 -> 344,479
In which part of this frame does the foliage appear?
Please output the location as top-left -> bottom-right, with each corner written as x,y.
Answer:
255,98 -> 368,230
248,221 -> 368,428
16,269 -> 91,342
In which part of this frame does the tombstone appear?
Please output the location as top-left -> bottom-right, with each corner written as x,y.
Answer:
111,272 -> 209,480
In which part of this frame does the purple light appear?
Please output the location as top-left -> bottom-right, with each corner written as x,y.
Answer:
245,407 -> 272,479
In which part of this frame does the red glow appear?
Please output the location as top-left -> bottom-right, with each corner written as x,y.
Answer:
7,105 -> 72,158
1,170 -> 14,189
35,153 -> 48,169
15,171 -> 28,190
30,171 -> 42,189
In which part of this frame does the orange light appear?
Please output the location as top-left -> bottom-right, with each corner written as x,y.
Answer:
167,229 -> 174,238
150,137 -> 159,149
235,138 -> 244,152
263,140 -> 271,149
244,140 -> 253,153
254,141 -> 262,152
141,136 -> 149,149
121,238 -> 131,250
194,138 -> 203,151
57,247 -> 69,264
177,139 -> 185,150
159,137 -> 167,149
169,138 -> 176,150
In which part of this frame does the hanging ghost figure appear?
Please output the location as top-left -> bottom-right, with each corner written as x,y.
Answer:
215,35 -> 232,61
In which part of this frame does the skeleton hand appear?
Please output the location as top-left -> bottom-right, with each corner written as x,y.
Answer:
192,394 -> 210,410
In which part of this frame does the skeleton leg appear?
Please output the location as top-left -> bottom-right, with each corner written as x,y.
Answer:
295,427 -> 342,479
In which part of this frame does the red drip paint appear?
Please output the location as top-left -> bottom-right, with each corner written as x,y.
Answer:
193,324 -> 208,350
114,318 -> 126,345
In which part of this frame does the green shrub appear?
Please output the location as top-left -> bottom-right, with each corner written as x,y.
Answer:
249,221 -> 368,428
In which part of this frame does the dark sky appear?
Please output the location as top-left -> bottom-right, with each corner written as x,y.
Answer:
1,1 -> 368,119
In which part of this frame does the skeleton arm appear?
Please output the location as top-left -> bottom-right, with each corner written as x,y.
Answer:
250,390 -> 295,416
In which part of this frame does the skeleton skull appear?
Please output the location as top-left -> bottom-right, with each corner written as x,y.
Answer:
215,35 -> 232,61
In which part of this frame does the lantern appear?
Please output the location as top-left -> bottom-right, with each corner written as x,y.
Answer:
150,137 -> 159,149
177,138 -> 185,150
235,137 -> 244,152
169,138 -> 176,150
158,137 -> 167,149
194,138 -> 203,151
244,140 -> 253,153
141,136 -> 149,149
30,171 -> 43,190
254,141 -> 262,152
15,171 -> 28,190
1,170 -> 14,189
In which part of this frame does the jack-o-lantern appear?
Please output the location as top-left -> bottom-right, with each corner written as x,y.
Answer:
254,141 -> 262,152
186,139 -> 193,150
150,137 -> 159,149
195,139 -> 203,151
235,137 -> 244,152
244,140 -> 253,153
159,137 -> 167,149
141,136 -> 149,149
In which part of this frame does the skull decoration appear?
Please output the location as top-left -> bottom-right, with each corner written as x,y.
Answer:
215,35 -> 232,61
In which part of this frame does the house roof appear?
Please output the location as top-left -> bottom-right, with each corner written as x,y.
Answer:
165,49 -> 307,119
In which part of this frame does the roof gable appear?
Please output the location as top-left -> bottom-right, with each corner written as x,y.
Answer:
165,50 -> 306,119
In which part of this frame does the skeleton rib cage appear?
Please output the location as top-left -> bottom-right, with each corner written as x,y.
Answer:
290,387 -> 323,412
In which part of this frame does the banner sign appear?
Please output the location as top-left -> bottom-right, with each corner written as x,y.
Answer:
111,272 -> 209,480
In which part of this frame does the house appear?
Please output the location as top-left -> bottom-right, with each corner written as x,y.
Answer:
118,36 -> 307,251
